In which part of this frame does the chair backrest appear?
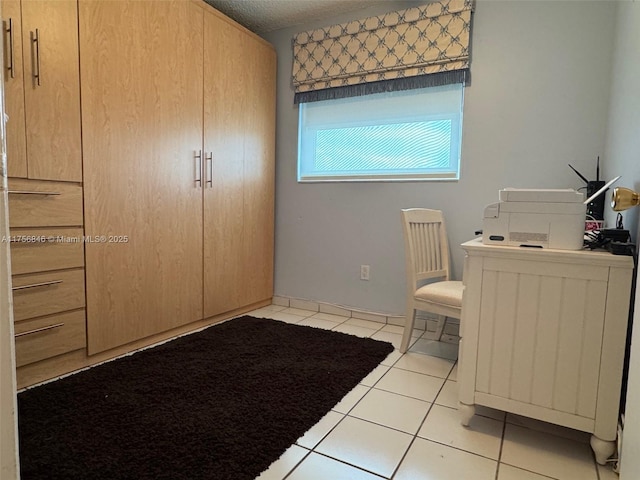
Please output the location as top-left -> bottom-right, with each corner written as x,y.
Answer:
401,208 -> 451,285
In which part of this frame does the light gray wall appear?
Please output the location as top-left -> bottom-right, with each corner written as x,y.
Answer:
263,0 -> 617,315
605,2 -> 640,478
603,2 -> 640,244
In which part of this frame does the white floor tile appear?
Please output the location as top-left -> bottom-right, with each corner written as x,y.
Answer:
375,367 -> 445,402
448,363 -> 458,381
345,317 -> 385,330
316,416 -> 413,478
263,311 -> 305,324
333,384 -> 370,414
287,452 -> 382,480
501,424 -> 598,480
349,388 -> 431,434
409,337 -> 459,360
395,437 -> 498,480
310,312 -> 349,323
380,324 -> 402,334
281,307 -> 315,317
497,464 -> 554,480
505,413 -> 591,444
256,444 -> 308,480
380,349 -> 402,367
296,411 -> 345,449
371,331 -> 404,350
434,379 -> 458,408
359,364 -> 390,387
297,316 -> 341,330
332,323 -> 376,338
245,307 -> 275,318
394,353 -> 454,379
418,404 -> 503,460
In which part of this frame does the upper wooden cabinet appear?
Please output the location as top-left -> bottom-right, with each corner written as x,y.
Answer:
2,0 -> 82,181
2,0 -> 27,178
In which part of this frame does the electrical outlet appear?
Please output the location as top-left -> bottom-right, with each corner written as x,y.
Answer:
360,265 -> 370,281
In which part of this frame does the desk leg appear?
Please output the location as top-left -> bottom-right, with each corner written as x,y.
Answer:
459,402 -> 475,426
590,435 -> 615,465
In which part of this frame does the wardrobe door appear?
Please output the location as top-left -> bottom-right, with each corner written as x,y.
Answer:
21,0 -> 81,181
80,0 -> 204,354
202,12 -> 247,318
242,37 -> 276,306
1,0 -> 27,178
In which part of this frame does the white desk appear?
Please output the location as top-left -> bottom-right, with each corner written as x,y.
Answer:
459,238 -> 633,464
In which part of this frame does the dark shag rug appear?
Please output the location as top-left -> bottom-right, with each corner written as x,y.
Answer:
18,315 -> 394,480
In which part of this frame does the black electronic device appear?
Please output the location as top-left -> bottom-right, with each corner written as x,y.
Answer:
568,157 -> 607,220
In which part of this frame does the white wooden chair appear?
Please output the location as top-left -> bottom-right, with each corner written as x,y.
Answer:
400,208 -> 464,353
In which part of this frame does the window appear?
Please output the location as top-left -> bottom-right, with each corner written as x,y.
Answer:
297,83 -> 464,182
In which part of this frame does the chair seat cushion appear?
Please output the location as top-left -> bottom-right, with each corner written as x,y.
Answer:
415,281 -> 464,308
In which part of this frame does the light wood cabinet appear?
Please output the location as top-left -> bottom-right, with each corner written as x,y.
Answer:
459,238 -> 633,465
203,14 -> 247,317
81,1 -> 275,354
241,36 -> 276,307
2,0 -> 82,181
7,177 -> 86,369
203,10 -> 275,318
10,0 -> 275,383
80,0 -> 205,354
2,0 -> 27,178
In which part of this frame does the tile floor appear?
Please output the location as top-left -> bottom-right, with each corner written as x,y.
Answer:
248,304 -> 619,480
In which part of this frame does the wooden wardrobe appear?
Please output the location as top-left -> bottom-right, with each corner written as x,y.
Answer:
5,0 -> 276,385
80,0 -> 276,354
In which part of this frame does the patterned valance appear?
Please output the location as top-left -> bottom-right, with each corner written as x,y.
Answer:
292,0 -> 474,104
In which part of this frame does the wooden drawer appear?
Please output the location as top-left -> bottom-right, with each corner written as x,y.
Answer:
8,179 -> 83,227
14,310 -> 87,367
12,269 -> 85,322
10,228 -> 85,275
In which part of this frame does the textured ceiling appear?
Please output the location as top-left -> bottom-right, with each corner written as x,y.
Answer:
204,0 -> 393,34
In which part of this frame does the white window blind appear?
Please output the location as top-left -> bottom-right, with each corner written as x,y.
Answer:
298,84 -> 464,182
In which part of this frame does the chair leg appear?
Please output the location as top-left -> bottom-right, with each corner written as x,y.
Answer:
434,315 -> 447,341
400,308 -> 416,353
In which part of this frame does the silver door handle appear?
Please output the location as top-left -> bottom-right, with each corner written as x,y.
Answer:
30,28 -> 40,86
206,152 -> 213,188
195,150 -> 202,187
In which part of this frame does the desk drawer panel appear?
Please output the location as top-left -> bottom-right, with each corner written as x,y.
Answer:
9,228 -> 84,275
15,310 -> 86,367
8,179 -> 83,227
12,269 -> 85,321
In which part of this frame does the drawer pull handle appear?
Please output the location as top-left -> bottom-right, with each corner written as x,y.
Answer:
7,190 -> 61,196
10,237 -> 56,244
12,280 -> 63,291
15,322 -> 64,338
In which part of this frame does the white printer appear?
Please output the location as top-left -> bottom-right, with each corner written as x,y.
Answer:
483,188 -> 585,250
